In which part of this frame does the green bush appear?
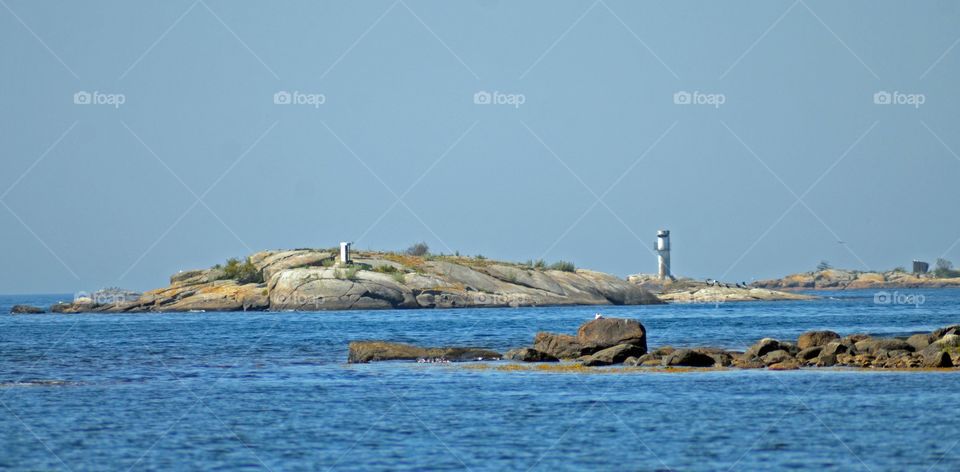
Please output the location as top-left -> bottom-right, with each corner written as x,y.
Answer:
335,267 -> 360,281
548,261 -> 575,272
220,257 -> 263,284
391,272 -> 405,283
373,265 -> 398,274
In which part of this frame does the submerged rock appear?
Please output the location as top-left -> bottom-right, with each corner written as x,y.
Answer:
347,341 -> 501,363
10,305 -> 44,314
504,348 -> 558,363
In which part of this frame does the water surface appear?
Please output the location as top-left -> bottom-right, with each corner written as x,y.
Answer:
1,290 -> 958,471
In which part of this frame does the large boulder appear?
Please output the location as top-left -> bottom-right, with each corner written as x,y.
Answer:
797,330 -> 840,350
745,338 -> 782,358
10,305 -> 44,314
533,332 -> 587,359
576,318 -> 647,353
347,341 -> 501,363
581,344 -> 645,366
504,348 -> 558,363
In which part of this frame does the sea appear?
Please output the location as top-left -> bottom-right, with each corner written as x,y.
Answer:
1,289 -> 958,471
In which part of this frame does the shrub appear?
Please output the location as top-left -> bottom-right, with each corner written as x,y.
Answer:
548,261 -> 575,272
221,257 -> 263,284
405,242 -> 430,256
373,265 -> 398,274
335,266 -> 359,280
816,260 -> 832,271
391,272 -> 405,283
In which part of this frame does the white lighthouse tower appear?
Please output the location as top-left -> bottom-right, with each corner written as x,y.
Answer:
656,230 -> 671,280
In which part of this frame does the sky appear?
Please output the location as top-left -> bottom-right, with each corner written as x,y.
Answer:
1,0 -> 959,294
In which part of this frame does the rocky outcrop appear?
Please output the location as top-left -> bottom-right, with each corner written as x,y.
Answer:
504,348 -> 558,362
347,341 -> 501,363
628,274 -> 816,303
349,322 -> 960,370
753,268 -> 960,290
10,305 -> 45,314
51,249 -> 662,313
528,318 -> 648,361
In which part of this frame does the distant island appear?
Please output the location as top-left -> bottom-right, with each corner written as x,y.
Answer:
753,266 -> 960,290
45,247 -> 666,313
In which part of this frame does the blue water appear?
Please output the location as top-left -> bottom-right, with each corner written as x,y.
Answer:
2,290 -> 959,471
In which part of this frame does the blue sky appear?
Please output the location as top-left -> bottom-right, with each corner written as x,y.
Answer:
1,0 -> 959,294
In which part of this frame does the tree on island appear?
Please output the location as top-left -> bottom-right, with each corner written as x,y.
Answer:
816,260 -> 832,272
405,242 -> 430,257
934,258 -> 960,278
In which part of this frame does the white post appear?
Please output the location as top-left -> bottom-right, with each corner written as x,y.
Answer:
340,242 -> 351,264
656,230 -> 671,279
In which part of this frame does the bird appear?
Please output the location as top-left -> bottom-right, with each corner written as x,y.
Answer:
594,313 -> 604,320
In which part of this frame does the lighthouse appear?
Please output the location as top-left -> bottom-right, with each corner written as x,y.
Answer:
656,230 -> 671,280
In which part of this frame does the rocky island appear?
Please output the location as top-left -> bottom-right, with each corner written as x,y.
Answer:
45,248 -> 662,313
628,274 -> 816,303
753,268 -> 960,290
350,317 -> 960,370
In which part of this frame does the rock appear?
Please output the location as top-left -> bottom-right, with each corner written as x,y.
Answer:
815,353 -> 838,367
633,352 -> 665,367
936,334 -> 960,349
854,338 -> 914,355
768,359 -> 800,370
842,334 -> 871,345
922,350 -> 953,368
662,349 -> 717,367
622,356 -> 640,366
10,305 -> 44,314
796,346 -> 823,362
907,333 -> 935,351
581,344 -> 646,366
745,338 -> 782,358
533,332 -> 587,359
504,348 -> 558,363
820,342 -> 848,357
797,330 -> 840,350
693,347 -> 734,367
761,350 -> 793,366
347,341 -> 500,363
933,325 -> 960,339
576,318 -> 647,353
732,354 -> 765,369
